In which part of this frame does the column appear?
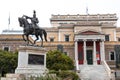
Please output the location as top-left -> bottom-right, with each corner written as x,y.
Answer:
75,40 -> 79,71
93,40 -> 97,65
100,40 -> 105,61
83,40 -> 87,65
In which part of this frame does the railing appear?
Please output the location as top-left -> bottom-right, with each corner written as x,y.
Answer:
102,61 -> 112,79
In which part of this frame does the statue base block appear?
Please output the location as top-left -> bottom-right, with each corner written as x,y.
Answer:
15,46 -> 48,78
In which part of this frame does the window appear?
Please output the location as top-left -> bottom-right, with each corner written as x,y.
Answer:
49,37 -> 55,42
63,52 -> 68,55
57,45 -> 63,52
50,38 -> 54,42
105,35 -> 109,41
65,35 -> 69,42
118,38 -> 120,41
109,51 -> 115,60
3,46 -> 9,51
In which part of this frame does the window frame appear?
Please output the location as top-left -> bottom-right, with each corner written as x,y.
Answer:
105,35 -> 110,41
49,37 -> 55,42
118,38 -> 120,41
109,51 -> 116,61
64,35 -> 70,42
50,38 -> 54,42
63,52 -> 69,56
3,46 -> 10,51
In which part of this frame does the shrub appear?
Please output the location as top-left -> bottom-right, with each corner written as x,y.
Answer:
0,50 -> 18,76
46,50 -> 74,71
49,70 -> 79,80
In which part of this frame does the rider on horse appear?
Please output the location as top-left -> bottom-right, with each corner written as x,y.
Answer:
31,10 -> 39,29
23,10 -> 39,33
18,12 -> 47,46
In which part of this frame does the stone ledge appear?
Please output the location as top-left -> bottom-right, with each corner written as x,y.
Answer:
18,46 -> 48,54
15,68 -> 47,74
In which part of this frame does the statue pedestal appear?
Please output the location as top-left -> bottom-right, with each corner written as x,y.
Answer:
15,46 -> 48,77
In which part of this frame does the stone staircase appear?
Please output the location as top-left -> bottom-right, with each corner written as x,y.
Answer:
106,60 -> 116,70
78,65 -> 113,80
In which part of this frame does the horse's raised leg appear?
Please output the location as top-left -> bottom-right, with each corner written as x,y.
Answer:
40,35 -> 43,47
34,35 -> 39,45
26,35 -> 29,45
22,34 -> 26,41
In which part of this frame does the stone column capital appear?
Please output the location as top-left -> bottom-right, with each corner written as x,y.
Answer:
83,39 -> 87,41
92,39 -> 97,41
101,39 -> 105,42
74,39 -> 78,42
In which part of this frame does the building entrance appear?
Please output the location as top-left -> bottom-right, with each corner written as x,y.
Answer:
87,50 -> 93,65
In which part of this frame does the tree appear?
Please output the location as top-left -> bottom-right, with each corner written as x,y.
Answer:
0,50 -> 18,76
46,50 -> 74,71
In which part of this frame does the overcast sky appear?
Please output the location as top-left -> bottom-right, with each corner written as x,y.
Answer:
0,0 -> 120,33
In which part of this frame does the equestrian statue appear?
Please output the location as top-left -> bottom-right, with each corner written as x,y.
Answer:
18,10 -> 47,47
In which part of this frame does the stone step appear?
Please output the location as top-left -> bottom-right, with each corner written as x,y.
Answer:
1,74 -> 25,80
78,65 -> 111,80
1,77 -> 18,80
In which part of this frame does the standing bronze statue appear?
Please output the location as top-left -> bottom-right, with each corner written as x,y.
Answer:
18,10 -> 47,47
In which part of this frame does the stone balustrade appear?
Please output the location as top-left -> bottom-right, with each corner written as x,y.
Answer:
51,14 -> 117,21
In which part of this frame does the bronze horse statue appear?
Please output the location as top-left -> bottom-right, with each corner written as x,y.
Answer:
18,15 -> 47,46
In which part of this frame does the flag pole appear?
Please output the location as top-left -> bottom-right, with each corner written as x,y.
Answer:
8,12 -> 10,30
86,0 -> 89,21
86,0 -> 89,15
86,6 -> 89,15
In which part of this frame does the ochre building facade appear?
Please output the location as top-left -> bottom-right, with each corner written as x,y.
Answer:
0,13 -> 120,79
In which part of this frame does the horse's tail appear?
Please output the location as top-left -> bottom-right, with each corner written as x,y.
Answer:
43,29 -> 47,42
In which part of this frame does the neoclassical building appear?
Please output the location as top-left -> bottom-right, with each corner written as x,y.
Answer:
47,14 -> 120,79
0,13 -> 120,79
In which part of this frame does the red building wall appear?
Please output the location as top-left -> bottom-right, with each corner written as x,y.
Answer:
96,42 -> 101,64
78,41 -> 83,64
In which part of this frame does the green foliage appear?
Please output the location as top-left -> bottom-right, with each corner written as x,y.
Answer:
46,50 -> 74,71
0,50 -> 18,76
58,71 -> 79,80
49,70 -> 79,80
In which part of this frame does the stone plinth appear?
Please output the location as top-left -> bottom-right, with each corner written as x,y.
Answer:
15,46 -> 48,77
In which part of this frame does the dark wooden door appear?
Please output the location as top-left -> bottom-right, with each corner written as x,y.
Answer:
87,50 -> 93,65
